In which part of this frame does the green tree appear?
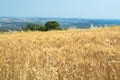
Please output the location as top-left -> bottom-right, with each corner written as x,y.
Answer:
22,23 -> 46,31
26,23 -> 39,31
45,21 -> 61,31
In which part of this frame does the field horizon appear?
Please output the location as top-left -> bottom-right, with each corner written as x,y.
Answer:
0,27 -> 120,80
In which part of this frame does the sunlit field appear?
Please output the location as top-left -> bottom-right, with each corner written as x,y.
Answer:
0,27 -> 120,80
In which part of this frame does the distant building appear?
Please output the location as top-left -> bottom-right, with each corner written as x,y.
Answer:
90,24 -> 98,28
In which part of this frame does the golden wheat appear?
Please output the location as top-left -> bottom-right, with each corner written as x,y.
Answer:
0,27 -> 120,80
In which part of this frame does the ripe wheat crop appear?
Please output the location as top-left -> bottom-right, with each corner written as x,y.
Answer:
0,27 -> 120,80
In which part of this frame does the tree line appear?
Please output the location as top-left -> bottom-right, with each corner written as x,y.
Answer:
21,21 -> 62,31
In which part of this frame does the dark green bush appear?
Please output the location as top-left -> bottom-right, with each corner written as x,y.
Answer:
45,21 -> 61,31
22,23 -> 46,31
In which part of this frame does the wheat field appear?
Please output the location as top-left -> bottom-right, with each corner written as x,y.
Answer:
0,27 -> 120,80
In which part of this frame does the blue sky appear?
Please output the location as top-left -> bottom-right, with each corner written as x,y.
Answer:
0,0 -> 120,19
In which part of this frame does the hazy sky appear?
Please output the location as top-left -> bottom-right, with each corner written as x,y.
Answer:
0,0 -> 120,19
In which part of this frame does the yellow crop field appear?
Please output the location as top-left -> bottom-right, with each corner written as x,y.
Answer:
0,27 -> 120,80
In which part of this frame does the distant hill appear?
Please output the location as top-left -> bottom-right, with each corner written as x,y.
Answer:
0,17 -> 120,31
